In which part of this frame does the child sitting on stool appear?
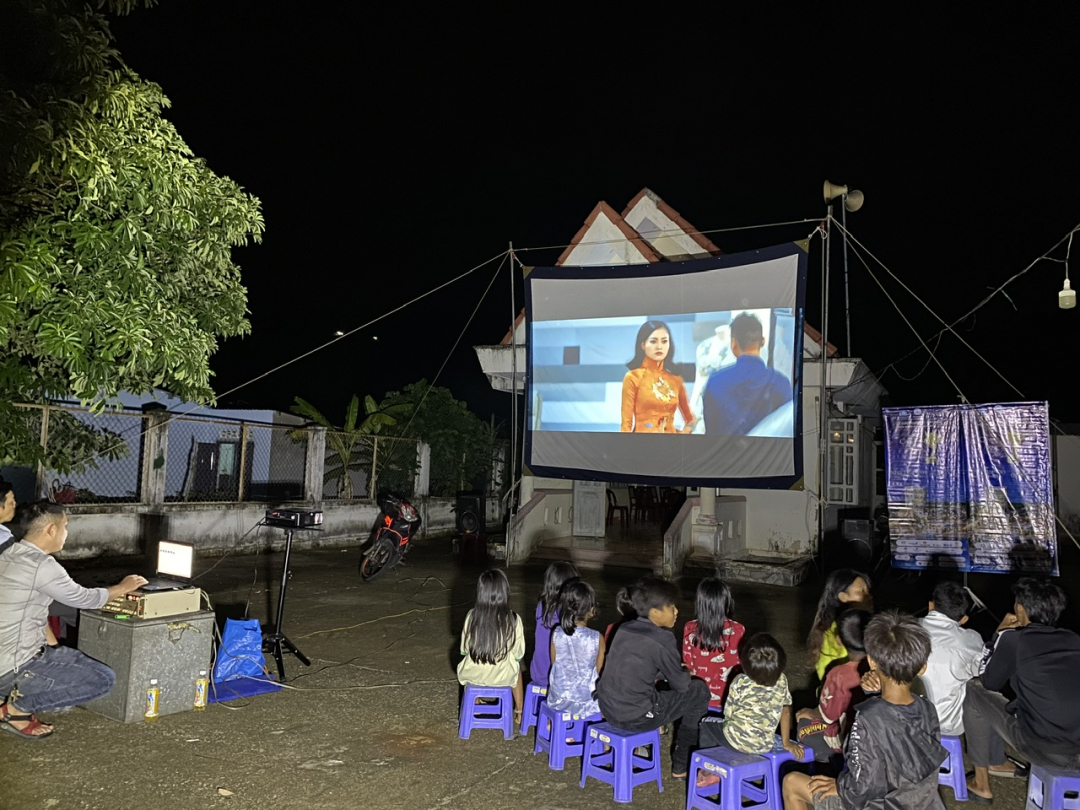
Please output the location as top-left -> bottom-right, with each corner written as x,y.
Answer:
547,579 -> 605,720
596,577 -> 709,780
783,611 -> 947,810
457,569 -> 525,726
698,632 -> 803,787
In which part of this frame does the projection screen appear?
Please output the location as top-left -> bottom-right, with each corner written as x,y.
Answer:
524,242 -> 807,487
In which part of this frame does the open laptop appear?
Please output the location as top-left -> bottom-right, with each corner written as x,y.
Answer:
140,540 -> 196,591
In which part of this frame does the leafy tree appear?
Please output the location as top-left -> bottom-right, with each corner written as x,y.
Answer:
290,395 -> 412,500
0,0 -> 264,470
377,382 -> 506,498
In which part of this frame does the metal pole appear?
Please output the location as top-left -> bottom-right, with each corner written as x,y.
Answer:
237,423 -> 249,502
37,404 -> 51,499
819,208 -> 833,564
842,198 -> 852,356
507,243 -> 517,567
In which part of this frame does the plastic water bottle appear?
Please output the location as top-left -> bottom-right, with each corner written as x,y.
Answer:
145,679 -> 160,722
193,671 -> 209,711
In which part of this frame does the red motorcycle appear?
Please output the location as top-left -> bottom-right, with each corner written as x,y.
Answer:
360,493 -> 421,582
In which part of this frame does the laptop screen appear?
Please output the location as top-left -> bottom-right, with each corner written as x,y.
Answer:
157,541 -> 194,579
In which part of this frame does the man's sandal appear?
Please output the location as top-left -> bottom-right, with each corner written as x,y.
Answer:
0,705 -> 54,740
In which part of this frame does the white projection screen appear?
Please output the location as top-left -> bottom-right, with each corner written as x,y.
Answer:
525,242 -> 807,487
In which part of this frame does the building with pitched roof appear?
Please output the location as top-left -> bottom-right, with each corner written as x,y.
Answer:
475,189 -> 887,583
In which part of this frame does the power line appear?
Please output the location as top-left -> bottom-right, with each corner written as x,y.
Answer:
512,217 -> 821,254
870,221 -> 1080,382
54,249 -> 512,472
375,253 -> 509,478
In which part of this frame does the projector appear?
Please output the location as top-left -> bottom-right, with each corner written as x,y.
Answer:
264,509 -> 323,529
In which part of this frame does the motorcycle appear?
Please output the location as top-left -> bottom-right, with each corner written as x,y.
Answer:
359,493 -> 421,582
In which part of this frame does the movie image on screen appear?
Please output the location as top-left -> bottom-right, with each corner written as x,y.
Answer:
525,242 -> 807,486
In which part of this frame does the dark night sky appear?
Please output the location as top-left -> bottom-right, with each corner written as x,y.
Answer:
108,6 -> 1080,429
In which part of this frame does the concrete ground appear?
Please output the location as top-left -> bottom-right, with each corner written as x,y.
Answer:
0,537 -> 1037,810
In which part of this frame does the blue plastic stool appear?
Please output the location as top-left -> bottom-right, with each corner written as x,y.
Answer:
937,735 -> 968,801
457,684 -> 514,740
533,702 -> 601,770
761,737 -> 815,803
687,746 -> 772,810
520,682 -> 547,735
580,722 -> 663,803
1027,765 -> 1080,810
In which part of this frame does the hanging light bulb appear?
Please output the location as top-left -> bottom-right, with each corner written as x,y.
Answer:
1060,278 -> 1076,309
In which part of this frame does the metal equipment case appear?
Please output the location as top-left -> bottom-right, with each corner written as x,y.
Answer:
78,609 -> 215,722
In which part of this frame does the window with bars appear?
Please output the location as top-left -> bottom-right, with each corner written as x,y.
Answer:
828,418 -> 859,505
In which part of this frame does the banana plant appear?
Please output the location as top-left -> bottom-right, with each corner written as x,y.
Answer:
290,395 -> 411,499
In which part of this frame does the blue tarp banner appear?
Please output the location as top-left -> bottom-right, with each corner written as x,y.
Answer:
884,401 -> 1057,575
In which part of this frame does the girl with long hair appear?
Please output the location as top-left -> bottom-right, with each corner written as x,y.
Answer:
806,569 -> 873,680
682,577 -> 745,711
457,569 -> 526,723
620,320 -> 696,433
547,579 -> 605,718
530,561 -> 579,686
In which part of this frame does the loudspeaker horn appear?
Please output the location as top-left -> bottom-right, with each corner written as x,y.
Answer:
823,180 -> 848,201
845,190 -> 865,213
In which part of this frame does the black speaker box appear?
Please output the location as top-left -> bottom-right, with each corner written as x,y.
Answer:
455,491 -> 484,534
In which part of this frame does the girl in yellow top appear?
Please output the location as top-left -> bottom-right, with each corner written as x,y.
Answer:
457,569 -> 526,724
620,320 -> 696,433
806,569 -> 873,681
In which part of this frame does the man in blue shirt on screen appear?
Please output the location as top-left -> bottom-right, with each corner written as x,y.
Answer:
702,313 -> 792,436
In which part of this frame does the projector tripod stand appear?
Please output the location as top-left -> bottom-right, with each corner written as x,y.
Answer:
262,525 -> 317,681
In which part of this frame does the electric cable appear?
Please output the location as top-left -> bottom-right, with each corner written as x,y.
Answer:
54,248 -> 512,472
373,253 -> 508,480
512,216 -> 822,254
839,218 -> 1080,558
867,221 -> 1080,387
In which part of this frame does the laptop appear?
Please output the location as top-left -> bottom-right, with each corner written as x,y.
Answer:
140,540 -> 196,591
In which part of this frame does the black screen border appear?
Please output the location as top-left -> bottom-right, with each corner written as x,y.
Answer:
523,242 -> 808,489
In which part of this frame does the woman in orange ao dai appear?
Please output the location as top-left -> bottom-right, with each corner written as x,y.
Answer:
620,320 -> 697,433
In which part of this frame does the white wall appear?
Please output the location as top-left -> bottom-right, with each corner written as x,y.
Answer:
56,498 -> 462,560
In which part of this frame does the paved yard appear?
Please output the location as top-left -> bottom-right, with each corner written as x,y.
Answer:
0,536 -> 1037,809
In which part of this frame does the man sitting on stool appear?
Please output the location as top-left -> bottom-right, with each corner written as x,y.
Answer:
0,501 -> 147,739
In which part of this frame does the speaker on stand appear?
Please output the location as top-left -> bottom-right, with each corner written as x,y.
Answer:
456,491 -> 486,564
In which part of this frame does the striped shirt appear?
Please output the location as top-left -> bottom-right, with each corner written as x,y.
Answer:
0,541 -> 109,674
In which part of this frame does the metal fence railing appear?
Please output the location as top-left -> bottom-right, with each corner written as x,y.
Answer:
11,404 -> 148,504
8,403 -> 419,506
166,418 -> 308,503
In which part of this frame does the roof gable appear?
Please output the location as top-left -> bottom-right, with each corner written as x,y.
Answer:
622,188 -> 722,260
554,201 -> 662,267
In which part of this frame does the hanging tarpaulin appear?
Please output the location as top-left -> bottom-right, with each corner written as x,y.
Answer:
884,401 -> 1057,575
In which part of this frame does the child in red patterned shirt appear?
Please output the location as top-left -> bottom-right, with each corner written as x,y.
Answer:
682,578 -> 745,712
795,609 -> 872,766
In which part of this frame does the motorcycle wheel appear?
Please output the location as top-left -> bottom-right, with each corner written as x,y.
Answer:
360,536 -> 396,582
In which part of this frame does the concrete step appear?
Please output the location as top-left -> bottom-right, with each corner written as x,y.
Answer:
706,554 -> 816,587
529,542 -> 661,572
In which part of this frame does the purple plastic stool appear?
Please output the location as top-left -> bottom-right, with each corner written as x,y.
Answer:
687,746 -> 772,810
457,684 -> 514,740
533,701 -> 601,770
760,737 -> 815,803
1027,765 -> 1080,810
937,735 -> 968,801
580,722 -> 663,803
520,682 -> 547,735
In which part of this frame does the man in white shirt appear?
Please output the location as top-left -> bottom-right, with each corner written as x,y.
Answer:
0,501 -> 146,739
918,581 -> 984,736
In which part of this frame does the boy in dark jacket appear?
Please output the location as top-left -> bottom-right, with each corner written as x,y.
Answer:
783,610 -> 947,810
597,577 -> 709,779
964,577 -> 1080,802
